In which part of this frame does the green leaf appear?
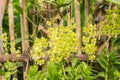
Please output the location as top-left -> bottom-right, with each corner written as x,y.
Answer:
34,71 -> 46,80
47,61 -> 61,80
0,70 -> 5,75
106,0 -> 120,5
114,62 -> 120,65
14,5 -> 23,14
15,38 -> 22,44
71,58 -> 77,68
80,62 -> 92,77
65,66 -> 72,72
96,72 -> 105,78
27,65 -> 38,77
97,55 -> 107,69
76,64 -> 81,72
5,72 -> 11,80
114,71 -> 120,78
103,49 -> 109,56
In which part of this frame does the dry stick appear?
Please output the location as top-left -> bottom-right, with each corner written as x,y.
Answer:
32,15 -> 37,39
22,0 -> 29,53
97,36 -> 111,53
19,0 -> 29,79
19,1 -> 25,79
8,0 -> 17,79
0,0 -> 4,55
0,0 -> 6,80
74,0 -> 82,55
84,0 -> 89,25
38,25 -> 49,38
23,1 -> 29,79
8,0 -> 15,54
31,4 -> 37,40
1,0 -> 7,20
0,54 -> 29,63
27,16 -> 49,38
19,0 -> 25,53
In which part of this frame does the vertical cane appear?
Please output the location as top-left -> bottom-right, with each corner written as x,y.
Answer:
0,0 -> 6,79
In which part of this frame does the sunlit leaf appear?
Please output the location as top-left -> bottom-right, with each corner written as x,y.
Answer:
106,0 -> 120,5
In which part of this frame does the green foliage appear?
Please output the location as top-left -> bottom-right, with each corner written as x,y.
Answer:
79,62 -> 93,80
0,32 -> 21,80
44,0 -> 72,8
64,58 -> 93,80
0,61 -> 17,80
47,61 -> 61,80
97,49 -> 120,80
27,65 -> 47,80
82,24 -> 97,61
64,58 -> 82,80
106,0 -> 120,5
26,58 -> 93,80
14,5 -> 23,14
31,24 -> 78,64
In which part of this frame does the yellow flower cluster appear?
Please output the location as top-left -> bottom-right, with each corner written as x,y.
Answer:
82,24 -> 97,61
31,24 -> 78,64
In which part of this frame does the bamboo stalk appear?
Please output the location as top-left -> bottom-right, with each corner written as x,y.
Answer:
8,0 -> 18,79
32,3 -> 37,40
2,0 -> 7,20
8,0 -> 15,54
0,0 -> 6,56
74,0 -> 82,54
19,0 -> 29,53
84,0 -> 89,25
22,0 -> 29,52
32,15 -> 37,39
19,0 -> 25,53
19,0 -> 29,79
0,0 -> 6,80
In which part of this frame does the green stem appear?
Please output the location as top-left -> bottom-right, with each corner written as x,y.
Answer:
105,60 -> 109,80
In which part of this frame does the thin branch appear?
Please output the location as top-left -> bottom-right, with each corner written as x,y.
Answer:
2,0 -> 7,20
74,0 -> 82,54
38,25 -> 49,38
8,0 -> 15,54
97,36 -> 111,53
0,54 -> 29,63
